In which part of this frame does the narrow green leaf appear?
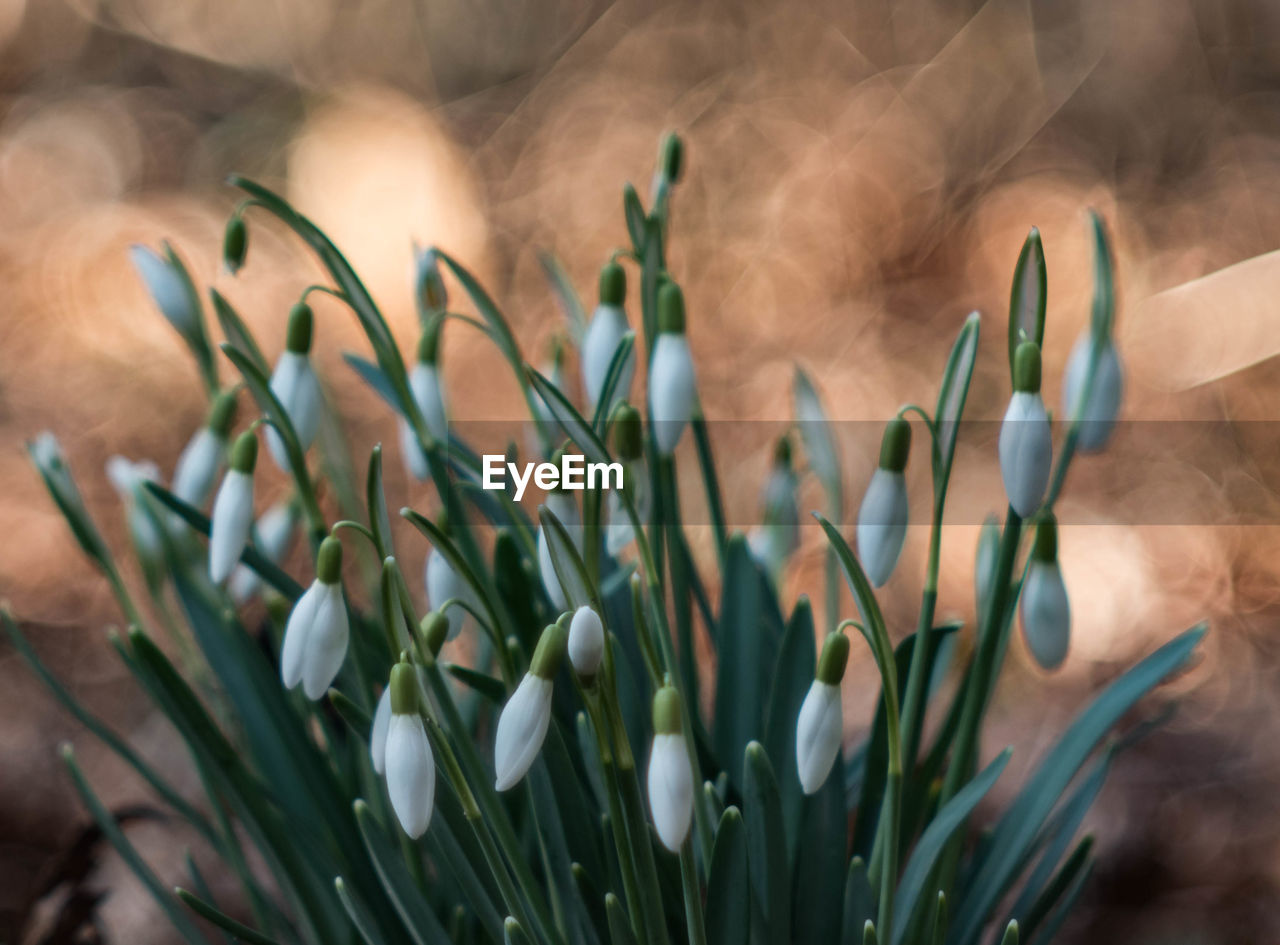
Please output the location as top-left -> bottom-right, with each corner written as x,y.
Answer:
763,595 -> 817,857
999,920 -> 1019,945
591,332 -> 637,433
354,800 -> 452,945
445,663 -> 507,704
793,367 -> 841,497
1088,210 -> 1114,340
892,749 -> 1012,943
210,290 -> 270,377
538,251 -> 588,345
791,757 -> 846,945
934,313 -> 981,483
343,351 -> 401,412
744,742 -> 789,945
176,888 -> 281,945
623,185 -> 646,254
367,445 -> 394,559
527,365 -> 612,467
432,249 -> 525,384
842,857 -> 874,945
1018,836 -> 1092,943
329,688 -> 373,737
705,807 -> 749,945
1007,228 -> 1046,373
539,503 -> 594,610
334,877 -> 390,945
604,893 -> 638,945
62,746 -> 211,945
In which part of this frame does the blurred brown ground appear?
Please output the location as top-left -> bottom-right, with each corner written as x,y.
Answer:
4,0 -> 1280,941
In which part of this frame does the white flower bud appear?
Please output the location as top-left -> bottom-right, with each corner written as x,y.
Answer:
370,685 -> 392,776
172,428 -> 224,510
130,244 -> 197,339
265,351 -> 323,470
568,605 -> 605,677
999,343 -> 1051,518
856,418 -> 911,587
494,623 -> 567,791
425,546 -> 480,641
647,684 -> 692,852
280,538 -> 349,700
649,336 -> 695,456
1020,519 -> 1070,671
582,260 -> 635,411
106,455 -> 165,565
209,433 -> 258,584
384,661 -> 435,838
796,681 -> 843,795
399,360 -> 448,481
1062,333 -> 1123,453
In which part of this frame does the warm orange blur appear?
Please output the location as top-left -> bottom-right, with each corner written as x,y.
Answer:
4,0 -> 1280,940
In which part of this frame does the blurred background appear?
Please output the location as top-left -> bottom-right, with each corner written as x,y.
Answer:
4,0 -> 1280,941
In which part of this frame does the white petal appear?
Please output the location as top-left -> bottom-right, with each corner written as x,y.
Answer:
1020,560 -> 1070,670
280,581 -> 323,690
173,428 -> 225,509
266,352 -> 323,469
371,687 -> 392,775
300,584 -> 350,699
410,363 -> 448,443
856,469 -> 908,587
568,606 -> 604,677
426,549 -> 475,641
386,713 -> 436,838
647,733 -> 693,851
582,305 -> 635,409
209,470 -> 254,583
795,681 -> 843,795
1063,335 -> 1123,453
130,245 -> 195,336
649,335 -> 696,455
998,392 -> 1052,517
493,674 -> 553,791
399,418 -> 430,481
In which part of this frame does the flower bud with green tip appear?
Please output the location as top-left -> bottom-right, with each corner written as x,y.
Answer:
384,657 -> 436,837
607,403 -> 649,555
129,244 -> 200,341
856,416 -> 911,587
749,436 -> 800,580
399,318 -> 449,480
581,261 -> 636,411
228,498 -> 300,604
172,389 -> 238,511
209,431 -> 258,583
280,536 -> 351,699
1020,516 -> 1070,671
1063,331 -> 1123,453
420,611 -> 451,657
105,455 -> 165,581
425,512 -> 481,641
647,682 -> 694,851
999,342 -> 1052,517
414,246 -> 447,319
651,132 -> 684,205
568,604 -> 605,679
223,215 -> 247,274
649,282 -> 697,455
795,631 -> 849,794
264,302 -> 323,470
494,621 -> 567,791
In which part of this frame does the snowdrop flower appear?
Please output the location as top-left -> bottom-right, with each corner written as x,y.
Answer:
538,486 -> 583,612
172,389 -> 238,512
399,323 -> 448,481
494,621 -> 567,791
856,417 -> 911,587
370,685 -> 392,776
228,499 -> 300,604
649,281 -> 696,455
130,244 -> 198,340
796,631 -> 850,795
384,658 -> 436,838
281,536 -> 350,699
650,132 -> 683,208
1020,516 -> 1070,671
999,342 -> 1052,518
106,455 -> 165,571
606,403 -> 648,556
1062,331 -> 1123,453
647,683 -> 693,852
209,431 -> 258,584
264,302 -> 323,471
414,245 -> 447,319
568,605 -> 605,679
749,437 -> 800,580
581,261 -> 635,411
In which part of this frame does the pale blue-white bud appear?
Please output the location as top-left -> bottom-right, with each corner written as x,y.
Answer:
796,632 -> 849,795
568,605 -> 605,678
749,438 -> 799,579
1062,333 -> 1123,453
999,343 -> 1051,518
856,418 -> 911,587
130,244 -> 198,339
106,455 -> 165,567
172,428 -> 224,511
265,351 -> 322,470
1020,518 -> 1070,670
384,660 -> 435,837
399,360 -> 448,481
494,622 -> 567,791
280,537 -> 349,699
209,433 -> 258,584
582,262 -> 634,411
648,685 -> 692,852
649,283 -> 696,455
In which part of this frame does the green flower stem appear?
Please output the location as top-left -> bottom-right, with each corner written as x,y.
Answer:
524,779 -> 569,939
678,839 -> 708,945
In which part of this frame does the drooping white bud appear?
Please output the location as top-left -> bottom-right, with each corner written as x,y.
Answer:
1062,333 -> 1123,453
209,432 -> 258,584
856,418 -> 911,587
568,605 -> 605,678
264,304 -> 323,471
493,622 -> 566,791
795,632 -> 849,795
581,262 -> 635,411
173,391 -> 238,512
130,244 -> 198,339
749,438 -> 799,580
1020,518 -> 1070,671
648,283 -> 696,456
280,537 -> 350,700
370,685 -> 392,776
647,684 -> 693,852
999,343 -> 1052,518
399,323 -> 449,480
384,660 -> 436,838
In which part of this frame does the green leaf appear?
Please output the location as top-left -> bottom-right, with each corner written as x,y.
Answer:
527,365 -> 612,467
62,746 -> 212,944
445,663 -> 507,704
367,445 -> 394,559
793,367 -> 841,497
210,289 -> 270,377
705,807 -> 749,945
1007,228 -> 1046,374
604,893 -> 638,945
538,251 -> 588,345
841,857 -> 874,945
344,351 -> 401,412
591,332 -> 637,433
744,742 -> 790,945
1018,836 -> 1092,944
892,749 -> 1011,943
354,800 -> 452,945
623,184 -> 646,254
763,596 -> 817,856
432,249 -> 525,387
176,888 -> 281,945
791,757 -> 846,945
335,877 -> 390,945
934,313 -> 980,484
690,410 -> 729,565
1088,210 -> 1114,340
948,625 -> 1206,944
